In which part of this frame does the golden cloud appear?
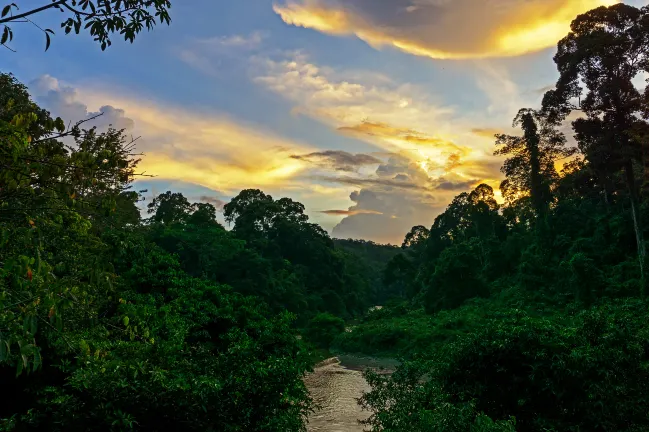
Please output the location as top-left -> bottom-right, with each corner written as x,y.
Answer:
73,89 -> 318,195
471,128 -> 504,139
254,55 -> 460,156
254,54 -> 505,200
274,0 -> 618,59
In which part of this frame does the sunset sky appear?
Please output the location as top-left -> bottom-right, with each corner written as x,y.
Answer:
4,0 -> 646,244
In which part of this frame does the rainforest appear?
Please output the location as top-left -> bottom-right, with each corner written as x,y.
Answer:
4,1 -> 649,431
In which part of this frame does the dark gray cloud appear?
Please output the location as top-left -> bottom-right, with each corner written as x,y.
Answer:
199,195 -> 227,210
330,153 -> 444,244
331,186 -> 444,245
291,150 -> 382,172
435,179 -> 479,191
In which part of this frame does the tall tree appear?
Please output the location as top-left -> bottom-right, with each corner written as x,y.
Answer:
147,191 -> 193,225
542,3 -> 649,288
495,109 -> 571,225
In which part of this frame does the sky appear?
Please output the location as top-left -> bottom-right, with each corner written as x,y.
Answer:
3,0 -> 647,244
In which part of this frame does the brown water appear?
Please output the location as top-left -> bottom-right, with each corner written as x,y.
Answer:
304,356 -> 397,432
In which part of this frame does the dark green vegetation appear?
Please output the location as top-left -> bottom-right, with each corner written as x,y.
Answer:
0,73 -> 395,430
0,1 -> 172,52
333,239 -> 401,304
333,3 -> 649,431
5,2 -> 649,432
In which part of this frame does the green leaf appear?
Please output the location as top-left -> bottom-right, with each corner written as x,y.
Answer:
32,349 -> 41,372
0,340 -> 8,362
1,26 -> 9,45
45,32 -> 51,51
123,316 -> 129,327
29,315 -> 37,336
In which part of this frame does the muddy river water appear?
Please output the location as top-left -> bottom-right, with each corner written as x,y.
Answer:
304,356 -> 398,432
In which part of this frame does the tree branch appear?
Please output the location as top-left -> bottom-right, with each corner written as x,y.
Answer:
0,1 -> 68,25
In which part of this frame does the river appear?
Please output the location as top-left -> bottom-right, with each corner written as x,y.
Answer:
304,355 -> 398,432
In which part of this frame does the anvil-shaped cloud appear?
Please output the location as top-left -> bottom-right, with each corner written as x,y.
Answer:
274,0 -> 618,59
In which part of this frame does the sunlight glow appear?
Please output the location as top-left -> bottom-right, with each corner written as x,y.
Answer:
275,0 -> 621,59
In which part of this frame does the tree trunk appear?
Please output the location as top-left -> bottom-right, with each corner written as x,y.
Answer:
642,133 -> 649,199
625,162 -> 646,296
521,114 -> 546,221
601,171 -> 611,209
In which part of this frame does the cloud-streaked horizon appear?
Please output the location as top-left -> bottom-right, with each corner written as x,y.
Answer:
9,0 -> 639,244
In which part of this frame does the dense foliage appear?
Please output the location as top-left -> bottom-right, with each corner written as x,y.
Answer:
6,2 -> 649,431
333,239 -> 401,304
302,313 -> 345,350
0,72 -> 393,430
0,1 -> 172,51
333,3 -> 649,431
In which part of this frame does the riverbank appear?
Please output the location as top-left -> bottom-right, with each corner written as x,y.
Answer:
304,354 -> 397,432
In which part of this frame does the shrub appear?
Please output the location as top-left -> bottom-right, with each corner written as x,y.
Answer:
303,313 -> 346,350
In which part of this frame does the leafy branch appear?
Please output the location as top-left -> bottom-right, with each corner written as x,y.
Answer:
0,1 -> 171,51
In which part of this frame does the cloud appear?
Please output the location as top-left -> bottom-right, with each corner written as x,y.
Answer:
199,195 -> 227,210
331,185 -> 444,244
319,175 -> 429,190
177,32 -> 266,77
249,51 -> 509,244
471,128 -> 502,140
27,75 -> 319,196
326,152 -> 460,244
436,179 -> 479,191
206,32 -> 266,49
273,0 -> 618,59
338,120 -> 468,154
290,150 -> 382,171
30,75 -> 135,132
535,85 -> 556,95
253,53 -> 455,143
253,53 -> 490,177
319,209 -> 382,216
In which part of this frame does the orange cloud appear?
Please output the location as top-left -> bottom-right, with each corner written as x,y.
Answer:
274,0 -> 618,59
339,121 -> 468,154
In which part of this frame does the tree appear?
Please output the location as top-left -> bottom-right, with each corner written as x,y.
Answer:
423,241 -> 490,314
0,74 -> 145,376
542,3 -> 649,289
0,0 -> 171,51
402,225 -> 430,249
1,73 -> 316,432
467,184 -> 500,239
495,109 -> 572,223
303,313 -> 345,350
147,191 -> 193,225
187,202 -> 218,227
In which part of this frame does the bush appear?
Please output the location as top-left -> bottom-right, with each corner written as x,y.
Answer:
362,300 -> 649,431
360,361 -> 516,432
303,313 -> 346,350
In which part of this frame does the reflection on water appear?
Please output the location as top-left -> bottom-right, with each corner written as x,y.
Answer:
305,358 -> 370,432
305,357 -> 397,432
